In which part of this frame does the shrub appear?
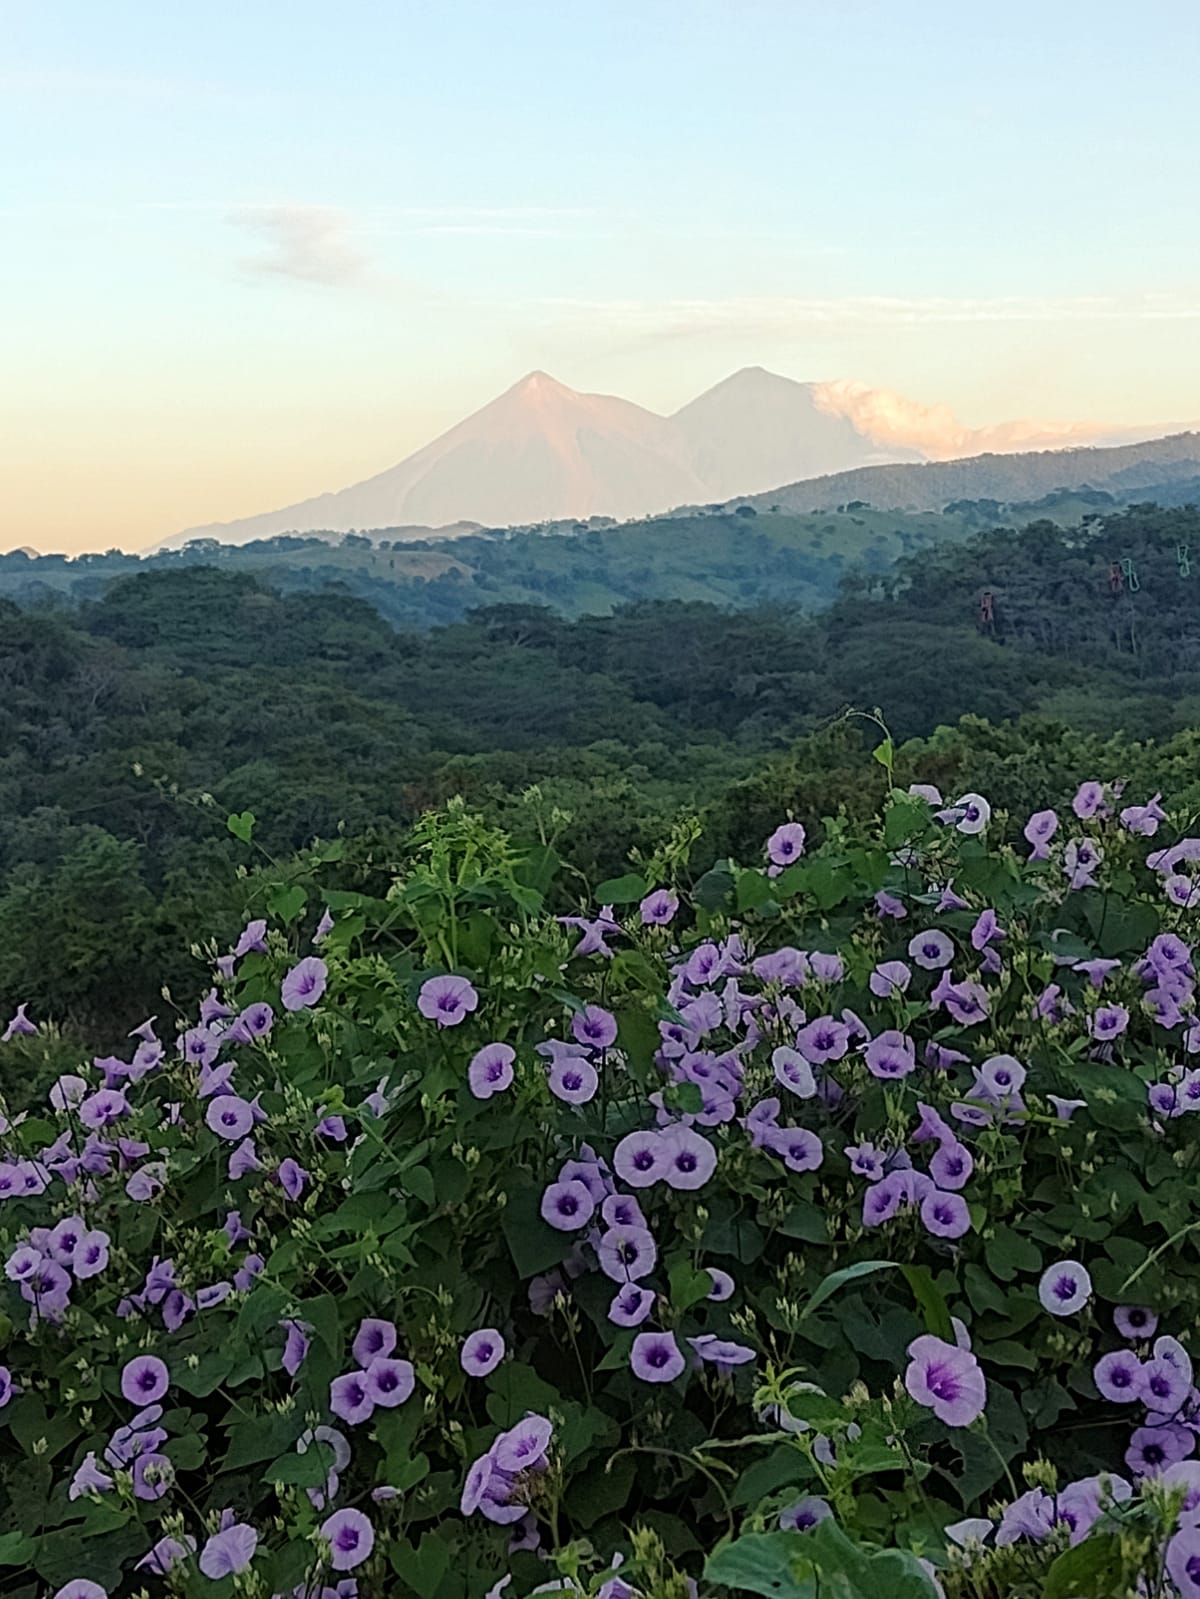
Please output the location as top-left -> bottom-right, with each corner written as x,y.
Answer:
1,778 -> 1200,1599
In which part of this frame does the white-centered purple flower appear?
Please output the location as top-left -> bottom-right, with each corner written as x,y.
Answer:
613,1133 -> 668,1189
706,1268 -> 735,1301
1039,1260 -> 1092,1317
540,1179 -> 596,1230
772,1046 -> 816,1098
766,823 -> 806,865
549,1056 -> 599,1105
120,1355 -> 169,1406
205,1094 -> 255,1142
909,929 -> 954,970
417,974 -> 479,1027
764,1125 -> 824,1173
660,1125 -> 717,1189
1088,1004 -> 1129,1041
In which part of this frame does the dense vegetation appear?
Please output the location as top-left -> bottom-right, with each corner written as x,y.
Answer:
3,504 -> 1200,1045
4,771 -> 1200,1598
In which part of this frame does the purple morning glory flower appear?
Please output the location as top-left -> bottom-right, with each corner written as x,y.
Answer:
863,1029 -> 916,1080
68,1452 -> 113,1500
950,793 -> 991,834
660,1125 -> 717,1189
549,1056 -> 599,1104
329,1370 -> 375,1425
365,1356 -> 415,1408
1073,781 -> 1106,820
609,1284 -> 655,1326
929,1141 -> 973,1190
796,1015 -> 849,1064
688,1334 -> 755,1373
707,1268 -> 735,1301
909,929 -> 954,970
809,951 -> 844,983
468,1043 -> 515,1100
1093,1350 -> 1144,1402
277,1158 -> 309,1201
764,1125 -> 823,1173
1039,1260 -> 1092,1316
597,1225 -> 658,1283
571,1004 -> 618,1049
779,1497 -> 831,1532
352,1317 -> 397,1366
135,1536 -> 196,1574
314,907 -> 335,942
920,1189 -> 970,1239
613,1130 -> 669,1188
540,1179 -> 596,1231
120,1355 -> 169,1406
206,1094 -> 255,1142
417,973 -> 479,1027
228,1137 -> 263,1180
1114,1305 -> 1158,1340
1089,1004 -> 1129,1041
51,1584 -> 107,1599
198,1522 -> 258,1578
869,960 -> 912,999
132,1451 -> 174,1500
630,1330 -> 685,1383
78,1089 -> 130,1130
281,956 -> 328,1012
766,823 -> 806,865
1064,837 -> 1103,890
321,1507 -> 374,1571
1,1004 -> 36,1040
772,1046 -> 816,1098
602,1193 -> 645,1228
234,1001 -> 275,1041
904,1334 -> 986,1425
1143,1356 -> 1191,1415
461,1328 -> 506,1376
640,888 -> 679,925
493,1414 -> 553,1473
1128,1422 -> 1193,1477
234,918 -> 268,957
1166,1526 -> 1200,1598
1024,808 -> 1059,859
281,1319 -> 311,1376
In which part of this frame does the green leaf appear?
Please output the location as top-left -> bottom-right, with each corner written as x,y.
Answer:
501,1184 -> 567,1278
1043,1534 -> 1125,1599
705,1532 -> 818,1598
669,1259 -> 715,1310
262,1441 -> 335,1487
0,1530 -> 35,1565
390,1531 -> 452,1599
800,1260 -> 897,1321
594,872 -> 650,904
805,1520 -> 942,1598
694,860 -> 736,912
226,810 -> 255,844
777,1202 -> 828,1244
900,1265 -> 954,1342
268,884 -> 307,924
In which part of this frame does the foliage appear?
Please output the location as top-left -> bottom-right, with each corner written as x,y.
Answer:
2,773 -> 1200,1596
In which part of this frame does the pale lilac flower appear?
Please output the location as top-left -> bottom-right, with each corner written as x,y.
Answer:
125,1163 -> 166,1203
1115,1305 -> 1158,1340
869,960 -> 911,998
49,1073 -> 88,1112
631,1330 -> 685,1383
845,1141 -> 886,1180
559,905 -> 622,958
206,1094 -> 255,1141
764,1125 -> 823,1173
52,1585 -> 107,1599
1089,1004 -> 1129,1041
1039,1261 -> 1092,1316
766,823 -> 806,865
613,1131 -> 668,1188
120,1355 -> 169,1405
572,1005 -> 618,1049
540,1180 -> 596,1230
198,1522 -> 258,1578
281,956 -> 329,1011
78,1088 -> 130,1130
640,889 -> 679,925
1144,1356 -> 1191,1415
1048,1095 -> 1087,1120
549,1056 -> 599,1104
366,1356 -> 415,1408
1166,1526 -> 1200,1598
132,1451 -> 174,1500
920,1189 -> 970,1239
976,1054 -> 1026,1098
597,1225 -> 658,1283
996,1488 -> 1056,1546
796,1015 -> 849,1064
136,1535 -> 196,1574
1024,809 -> 1059,859
875,891 -> 907,919
314,907 -> 335,942
1122,793 -> 1167,836
1093,1350 -> 1144,1402
909,929 -> 954,970
707,1268 -> 735,1301
779,1497 -> 831,1532
772,1046 -> 816,1098
809,951 -> 844,983
228,1137 -> 262,1180
929,1141 -> 972,1190
278,1158 -> 309,1201
281,1319 -> 311,1376
863,1029 -> 916,1080
493,1414 -> 553,1473
234,918 -> 268,957
1072,781 -> 1105,820
1128,1423 -> 1193,1477
352,1318 -> 397,1366
417,973 -> 479,1026
904,1335 -> 986,1425
971,909 -> 1004,950
462,1329 -> 506,1376
689,1334 -> 755,1373
2,1004 -> 36,1040
69,1452 -> 114,1500
609,1284 -> 655,1326
469,1043 -> 515,1100
602,1193 -> 645,1229
951,794 -> 991,835
1064,838 -> 1103,890
321,1507 -> 374,1571
660,1125 -> 717,1189
330,1371 -> 375,1425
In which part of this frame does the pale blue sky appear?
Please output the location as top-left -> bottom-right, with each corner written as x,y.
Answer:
3,0 -> 1198,548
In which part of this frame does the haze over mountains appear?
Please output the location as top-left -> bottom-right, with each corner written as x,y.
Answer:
165,367 -> 1185,549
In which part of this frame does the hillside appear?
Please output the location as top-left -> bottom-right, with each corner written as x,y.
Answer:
727,430 -> 1200,513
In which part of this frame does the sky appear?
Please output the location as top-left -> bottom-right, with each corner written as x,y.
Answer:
3,0 -> 1199,552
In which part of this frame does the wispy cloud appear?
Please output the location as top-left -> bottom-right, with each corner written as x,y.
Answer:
531,293 -> 1200,341
229,205 -> 366,286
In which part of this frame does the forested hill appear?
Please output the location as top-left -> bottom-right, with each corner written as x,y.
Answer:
729,430 -> 1200,513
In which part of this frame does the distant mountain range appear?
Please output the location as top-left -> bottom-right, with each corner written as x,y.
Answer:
162,367 -> 1180,549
